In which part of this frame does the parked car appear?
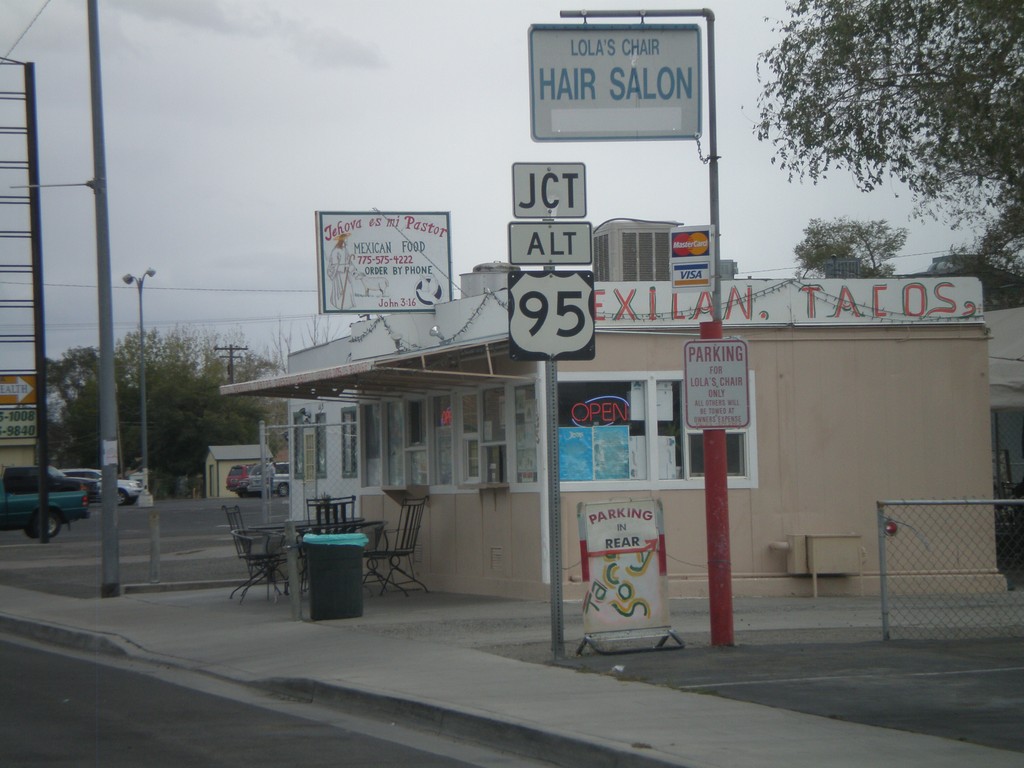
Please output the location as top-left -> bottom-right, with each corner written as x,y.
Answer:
2,465 -> 89,495
245,461 -> 290,497
226,464 -> 252,497
0,467 -> 91,538
61,469 -> 142,506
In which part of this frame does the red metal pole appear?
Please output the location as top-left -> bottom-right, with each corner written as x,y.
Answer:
701,320 -> 734,646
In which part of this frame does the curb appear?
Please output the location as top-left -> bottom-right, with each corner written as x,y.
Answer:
0,613 -> 128,657
122,579 -> 239,595
0,609 -> 687,768
260,677 -> 689,768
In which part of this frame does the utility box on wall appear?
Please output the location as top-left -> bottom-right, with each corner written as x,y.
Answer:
786,534 -> 862,597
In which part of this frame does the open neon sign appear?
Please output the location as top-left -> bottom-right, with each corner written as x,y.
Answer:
571,395 -> 630,427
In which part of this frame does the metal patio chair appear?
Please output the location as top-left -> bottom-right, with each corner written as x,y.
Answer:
229,528 -> 287,603
363,497 -> 428,596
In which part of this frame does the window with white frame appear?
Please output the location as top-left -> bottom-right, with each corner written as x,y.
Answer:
481,387 -> 507,483
514,384 -> 538,483
459,392 -> 480,483
341,407 -> 358,479
354,382 -> 533,488
385,400 -> 404,486
685,430 -> 747,477
558,374 -> 755,484
361,403 -> 381,487
557,380 -> 647,481
655,378 -> 749,479
432,394 -> 453,485
405,399 -> 428,485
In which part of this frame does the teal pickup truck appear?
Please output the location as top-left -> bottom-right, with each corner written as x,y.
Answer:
1,467 -> 91,539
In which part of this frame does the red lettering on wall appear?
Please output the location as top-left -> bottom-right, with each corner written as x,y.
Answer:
903,282 -> 927,317
871,284 -> 889,317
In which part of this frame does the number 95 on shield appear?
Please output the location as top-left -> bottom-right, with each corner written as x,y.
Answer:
507,270 -> 596,361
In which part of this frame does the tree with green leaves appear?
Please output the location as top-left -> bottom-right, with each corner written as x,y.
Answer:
47,328 -> 283,492
757,0 -> 1024,297
794,217 -> 908,278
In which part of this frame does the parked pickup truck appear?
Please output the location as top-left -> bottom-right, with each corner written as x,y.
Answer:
1,467 -> 91,539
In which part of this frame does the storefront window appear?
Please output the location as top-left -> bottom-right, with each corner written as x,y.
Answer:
514,384 -> 538,483
686,431 -> 746,477
433,395 -> 453,485
385,401 -> 404,486
557,380 -> 647,481
361,403 -> 381,487
482,387 -> 506,482
315,411 -> 327,479
341,408 -> 358,479
460,392 -> 480,482
406,399 -> 428,485
656,381 -> 683,479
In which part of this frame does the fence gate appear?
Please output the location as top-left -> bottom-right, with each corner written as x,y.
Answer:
877,499 -> 1024,640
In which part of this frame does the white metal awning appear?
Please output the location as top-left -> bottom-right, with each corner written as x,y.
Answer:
220,339 -> 529,402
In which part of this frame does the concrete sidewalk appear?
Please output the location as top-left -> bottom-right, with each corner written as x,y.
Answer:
1,584 -> 1022,767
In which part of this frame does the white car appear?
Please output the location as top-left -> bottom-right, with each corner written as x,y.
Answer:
61,469 -> 143,506
245,461 -> 290,497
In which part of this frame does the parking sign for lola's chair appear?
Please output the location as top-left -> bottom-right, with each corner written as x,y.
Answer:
576,499 -> 683,654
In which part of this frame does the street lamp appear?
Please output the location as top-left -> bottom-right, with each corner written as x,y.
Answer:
122,268 -> 156,508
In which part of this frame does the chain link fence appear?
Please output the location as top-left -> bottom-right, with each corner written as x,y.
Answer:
878,499 -> 1024,640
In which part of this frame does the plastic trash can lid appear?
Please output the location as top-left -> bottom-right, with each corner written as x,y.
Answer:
303,533 -> 368,547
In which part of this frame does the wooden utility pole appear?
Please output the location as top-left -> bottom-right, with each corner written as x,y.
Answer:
216,345 -> 248,383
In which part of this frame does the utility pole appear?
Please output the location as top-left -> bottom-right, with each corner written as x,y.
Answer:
216,345 -> 248,384
88,0 -> 120,597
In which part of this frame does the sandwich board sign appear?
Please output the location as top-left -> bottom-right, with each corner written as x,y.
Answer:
576,498 -> 683,653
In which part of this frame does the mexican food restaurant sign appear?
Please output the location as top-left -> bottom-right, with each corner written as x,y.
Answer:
315,211 -> 453,314
592,278 -> 983,327
529,24 -> 702,141
577,499 -> 670,635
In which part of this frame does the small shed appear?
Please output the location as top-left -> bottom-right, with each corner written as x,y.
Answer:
205,444 -> 260,498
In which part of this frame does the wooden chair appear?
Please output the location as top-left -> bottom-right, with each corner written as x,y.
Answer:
229,528 -> 287,603
363,497 -> 428,596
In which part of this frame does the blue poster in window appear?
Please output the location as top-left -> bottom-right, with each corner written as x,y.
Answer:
593,426 -> 629,480
559,427 -> 593,481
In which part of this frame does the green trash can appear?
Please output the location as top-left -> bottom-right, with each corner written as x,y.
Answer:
303,533 -> 368,620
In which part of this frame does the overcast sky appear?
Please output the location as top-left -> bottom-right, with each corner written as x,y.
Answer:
1,0 -> 978,366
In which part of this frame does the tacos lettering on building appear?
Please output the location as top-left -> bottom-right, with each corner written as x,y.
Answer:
593,278 -> 982,327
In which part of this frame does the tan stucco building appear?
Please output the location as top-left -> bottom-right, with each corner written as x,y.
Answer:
223,274 -> 991,600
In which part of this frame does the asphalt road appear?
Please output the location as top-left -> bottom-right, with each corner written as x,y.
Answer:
4,497 -> 1024,756
0,637 -> 543,767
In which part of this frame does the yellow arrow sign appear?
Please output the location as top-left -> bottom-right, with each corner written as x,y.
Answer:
0,375 -> 36,406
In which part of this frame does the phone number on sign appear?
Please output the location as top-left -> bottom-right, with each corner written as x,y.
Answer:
357,254 -> 415,266
0,409 -> 37,440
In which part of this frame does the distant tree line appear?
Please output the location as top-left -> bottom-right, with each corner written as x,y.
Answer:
47,328 -> 283,493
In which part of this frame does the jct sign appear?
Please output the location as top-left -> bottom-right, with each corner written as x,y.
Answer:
683,338 -> 749,429
529,24 -> 702,141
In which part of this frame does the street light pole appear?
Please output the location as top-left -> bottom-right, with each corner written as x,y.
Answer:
123,268 -> 155,508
